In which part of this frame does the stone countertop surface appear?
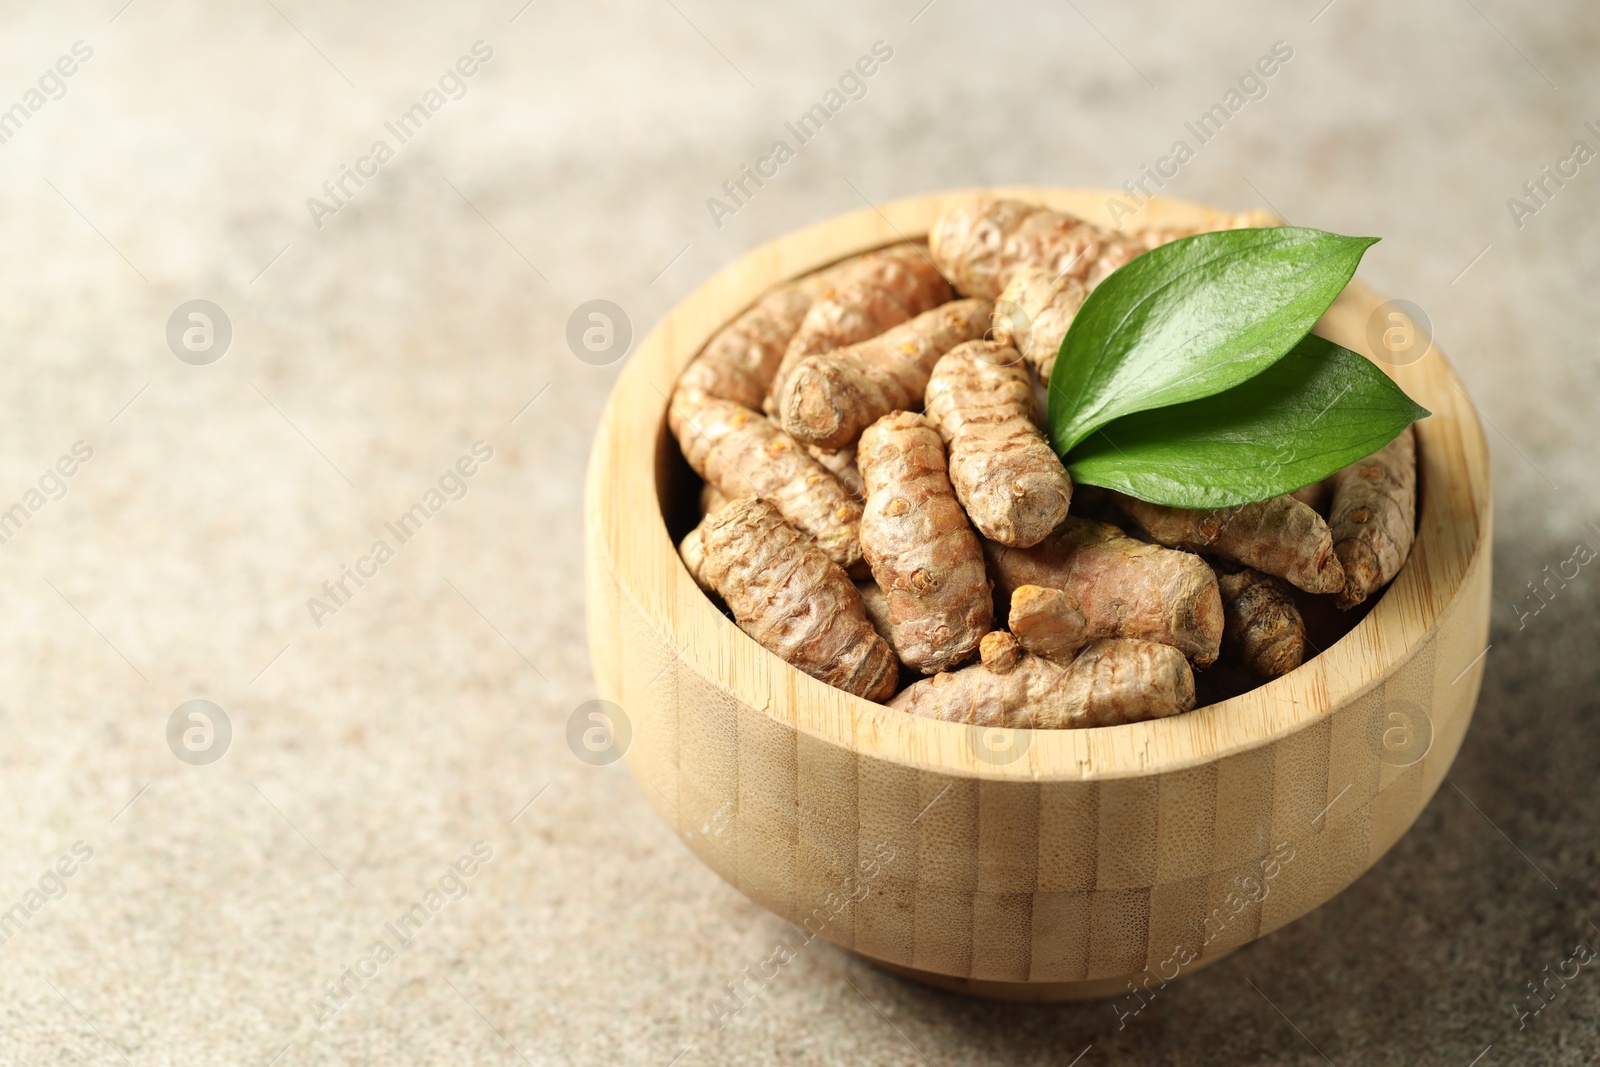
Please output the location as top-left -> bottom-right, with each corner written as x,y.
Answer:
1,1 -> 1596,1063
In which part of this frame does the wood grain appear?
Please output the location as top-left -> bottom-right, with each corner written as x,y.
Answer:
584,188 -> 1491,999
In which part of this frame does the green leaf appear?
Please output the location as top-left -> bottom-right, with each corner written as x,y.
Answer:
1065,334 -> 1429,509
1047,227 -> 1379,453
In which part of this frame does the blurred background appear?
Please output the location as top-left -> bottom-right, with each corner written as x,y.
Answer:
0,0 -> 1595,1063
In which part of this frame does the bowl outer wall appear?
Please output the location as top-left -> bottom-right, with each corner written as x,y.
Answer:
583,187 -> 1492,986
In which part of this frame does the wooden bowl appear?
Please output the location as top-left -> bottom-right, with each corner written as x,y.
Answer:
585,188 -> 1491,1000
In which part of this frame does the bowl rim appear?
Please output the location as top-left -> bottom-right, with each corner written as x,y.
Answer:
585,186 -> 1492,783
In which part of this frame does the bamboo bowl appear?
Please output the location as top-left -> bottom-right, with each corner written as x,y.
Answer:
584,188 -> 1491,1000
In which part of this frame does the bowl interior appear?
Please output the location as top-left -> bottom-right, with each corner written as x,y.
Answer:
652,247 -> 1403,710
601,186 -> 1491,783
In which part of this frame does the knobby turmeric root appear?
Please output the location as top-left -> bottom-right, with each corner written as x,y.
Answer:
858,411 -> 992,673
678,527 -> 711,594
983,516 -> 1222,665
1094,214 -> 1281,283
888,632 -> 1194,728
778,299 -> 992,450
978,629 -> 1022,673
1114,493 -> 1346,595
1289,478 -> 1331,515
672,395 -> 863,571
924,340 -> 1073,547
855,578 -> 894,645
766,244 -> 952,413
987,212 -> 1278,381
1007,584 -> 1091,662
687,498 -> 898,701
994,267 -> 1089,381
674,280 -> 818,412
929,196 -> 1131,299
1328,425 -> 1418,610
1216,567 -> 1306,678
930,194 -> 1272,301
807,444 -> 863,499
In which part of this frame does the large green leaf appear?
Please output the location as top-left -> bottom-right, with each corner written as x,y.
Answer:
1047,227 -> 1379,453
1065,334 -> 1429,509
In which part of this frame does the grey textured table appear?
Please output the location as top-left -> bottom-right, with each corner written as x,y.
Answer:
1,1 -> 1596,1063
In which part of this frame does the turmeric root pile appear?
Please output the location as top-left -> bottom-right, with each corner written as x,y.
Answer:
668,195 -> 1420,728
